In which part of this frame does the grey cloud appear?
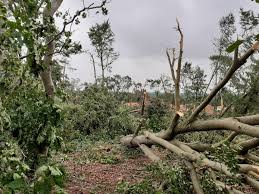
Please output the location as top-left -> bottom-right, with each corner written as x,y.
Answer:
58,0 -> 257,83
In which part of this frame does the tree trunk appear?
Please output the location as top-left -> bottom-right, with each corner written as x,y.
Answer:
175,19 -> 183,111
175,82 -> 180,111
93,60 -> 97,85
38,0 -> 63,157
100,53 -> 105,88
41,0 -> 63,98
89,53 -> 97,84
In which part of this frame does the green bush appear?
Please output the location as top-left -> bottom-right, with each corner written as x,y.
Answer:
115,162 -> 192,194
0,132 -> 30,193
64,86 -> 138,139
146,98 -> 170,132
33,164 -> 67,194
4,80 -> 63,166
0,131 -> 66,194
146,163 -> 192,194
0,100 -> 10,131
64,86 -> 118,134
108,105 -> 139,138
115,180 -> 156,194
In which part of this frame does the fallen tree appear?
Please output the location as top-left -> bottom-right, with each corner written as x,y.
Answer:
120,19 -> 259,193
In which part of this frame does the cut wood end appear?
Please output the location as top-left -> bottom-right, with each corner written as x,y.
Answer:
252,41 -> 259,51
176,111 -> 184,117
143,131 -> 150,137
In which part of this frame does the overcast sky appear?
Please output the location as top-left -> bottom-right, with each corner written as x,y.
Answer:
58,0 -> 256,84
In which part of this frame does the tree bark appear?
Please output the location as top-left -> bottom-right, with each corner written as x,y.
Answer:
38,0 -> 63,156
166,19 -> 183,112
175,117 -> 259,138
239,138 -> 259,155
139,144 -> 161,162
89,53 -> 97,84
175,18 -> 183,111
121,114 -> 259,148
100,53 -> 105,88
184,161 -> 204,194
40,0 -> 63,98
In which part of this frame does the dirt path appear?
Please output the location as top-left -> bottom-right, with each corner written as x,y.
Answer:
57,145 -> 151,194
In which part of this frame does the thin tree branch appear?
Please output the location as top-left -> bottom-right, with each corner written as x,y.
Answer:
184,161 -> 204,194
187,41 -> 259,124
20,1 -> 106,60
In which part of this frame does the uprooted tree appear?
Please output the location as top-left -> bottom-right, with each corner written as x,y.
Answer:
121,18 -> 259,193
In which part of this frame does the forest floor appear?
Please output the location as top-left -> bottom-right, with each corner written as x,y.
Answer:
54,138 -> 257,194
54,140 -> 154,194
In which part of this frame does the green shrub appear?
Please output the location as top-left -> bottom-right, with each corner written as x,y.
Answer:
146,163 -> 192,194
146,98 -> 171,132
64,86 -> 118,134
0,132 -> 30,193
0,100 -> 10,131
115,180 -> 156,194
108,105 -> 139,138
115,162 -> 192,194
177,131 -> 228,144
64,86 -> 139,139
33,164 -> 67,194
0,131 -> 66,194
205,142 -> 240,174
200,171 -> 225,194
4,81 -> 63,166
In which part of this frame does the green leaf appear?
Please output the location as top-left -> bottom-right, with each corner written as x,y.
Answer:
13,173 -> 21,180
8,157 -> 20,162
49,166 -> 62,176
256,34 -> 259,41
36,165 -> 49,176
21,163 -> 30,171
226,39 -> 244,53
54,177 -> 64,187
256,0 -> 259,3
5,179 -> 26,190
2,190 -> 12,194
37,135 -> 45,144
34,179 -> 52,194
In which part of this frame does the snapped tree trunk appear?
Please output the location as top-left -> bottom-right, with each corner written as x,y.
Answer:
90,53 -> 97,84
175,82 -> 180,111
166,19 -> 183,112
100,52 -> 105,88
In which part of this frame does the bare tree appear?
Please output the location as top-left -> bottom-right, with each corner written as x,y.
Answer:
166,19 -> 183,112
89,52 -> 97,84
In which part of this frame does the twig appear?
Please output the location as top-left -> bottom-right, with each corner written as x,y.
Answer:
20,2 -> 106,60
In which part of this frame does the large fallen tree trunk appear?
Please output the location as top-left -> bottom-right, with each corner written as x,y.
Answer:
121,114 -> 259,147
121,34 -> 259,192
